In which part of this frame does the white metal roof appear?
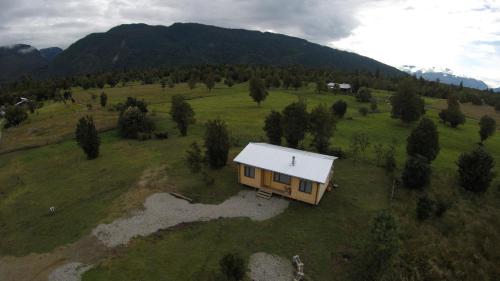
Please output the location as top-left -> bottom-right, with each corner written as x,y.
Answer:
233,143 -> 337,184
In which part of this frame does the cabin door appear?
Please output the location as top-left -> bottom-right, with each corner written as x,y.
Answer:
262,170 -> 272,187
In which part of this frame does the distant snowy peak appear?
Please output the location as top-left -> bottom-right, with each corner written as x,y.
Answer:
399,65 -> 489,90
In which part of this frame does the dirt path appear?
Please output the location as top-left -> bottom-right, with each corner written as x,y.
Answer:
247,252 -> 295,281
0,190 -> 289,281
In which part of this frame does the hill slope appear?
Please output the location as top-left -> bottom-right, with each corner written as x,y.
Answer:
0,44 -> 48,81
52,23 -> 403,76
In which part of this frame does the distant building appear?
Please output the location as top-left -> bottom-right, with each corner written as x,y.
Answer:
234,143 -> 337,205
327,82 -> 352,93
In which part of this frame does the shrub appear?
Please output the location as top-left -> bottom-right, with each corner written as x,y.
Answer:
359,107 -> 369,116
75,116 -> 100,159
282,100 -> 309,148
407,118 -> 440,162
329,147 -> 346,159
331,100 -> 347,118
390,79 -> 425,122
154,132 -> 169,139
204,119 -> 231,169
370,98 -> 378,112
100,92 -> 107,107
185,142 -> 203,173
356,87 -> 372,102
4,105 -> 28,128
416,195 -> 434,221
249,76 -> 268,105
310,104 -> 336,153
457,146 -> 495,193
117,107 -> 155,139
479,115 -> 496,142
219,253 -> 245,281
263,110 -> 282,145
170,94 -> 195,136
402,155 -> 431,189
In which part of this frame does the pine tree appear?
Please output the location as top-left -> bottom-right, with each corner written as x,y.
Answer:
263,110 -> 282,145
479,115 -> 496,142
75,116 -> 100,159
204,119 -> 231,169
170,95 -> 195,136
249,76 -> 268,105
457,146 -> 495,193
407,118 -> 440,162
282,100 -> 308,148
309,104 -> 336,153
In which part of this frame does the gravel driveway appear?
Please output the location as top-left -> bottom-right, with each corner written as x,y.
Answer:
92,190 -> 289,247
48,263 -> 91,281
248,252 -> 295,281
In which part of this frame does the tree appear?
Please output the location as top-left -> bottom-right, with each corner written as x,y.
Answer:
205,73 -> 215,92
350,133 -> 370,162
331,100 -> 347,118
170,95 -> 195,136
402,155 -> 431,189
75,116 -> 100,159
263,110 -> 282,145
316,79 -> 327,93
457,146 -> 495,193
219,253 -> 245,281
167,76 -> 175,88
4,105 -> 28,128
160,78 -> 166,89
99,92 -> 107,107
353,211 -> 400,281
359,107 -> 369,116
416,195 -> 434,221
370,98 -> 378,112
407,118 -> 440,162
118,107 -> 155,139
479,115 -> 496,142
204,119 -> 231,169
390,79 -> 425,122
356,87 -> 372,102
281,100 -> 308,148
185,142 -> 203,173
121,97 -> 148,113
310,104 -> 336,153
188,76 -> 197,90
439,95 -> 465,128
249,76 -> 268,105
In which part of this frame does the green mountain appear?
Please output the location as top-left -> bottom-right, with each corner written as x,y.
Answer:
0,44 -> 48,81
52,23 -> 403,76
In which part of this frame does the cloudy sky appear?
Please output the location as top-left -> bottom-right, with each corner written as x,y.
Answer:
1,0 -> 500,86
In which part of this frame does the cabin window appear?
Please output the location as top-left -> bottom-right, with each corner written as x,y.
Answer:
299,180 -> 313,193
244,166 -> 255,178
273,172 -> 291,185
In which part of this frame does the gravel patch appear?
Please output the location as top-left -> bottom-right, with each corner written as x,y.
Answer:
48,262 -> 92,281
92,191 -> 289,247
248,252 -> 294,281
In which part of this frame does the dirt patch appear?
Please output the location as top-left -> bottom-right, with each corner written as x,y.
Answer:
247,252 -> 295,281
47,262 -> 92,281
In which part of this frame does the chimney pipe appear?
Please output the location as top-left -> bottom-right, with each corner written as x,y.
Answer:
292,156 -> 296,166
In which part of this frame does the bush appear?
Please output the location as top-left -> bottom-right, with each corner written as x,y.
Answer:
219,253 -> 245,281
263,110 -> 282,145
329,147 -> 346,159
402,155 -> 431,189
416,195 -> 434,221
204,119 -> 231,169
479,115 -> 496,142
170,94 -> 195,136
118,106 -> 155,139
359,107 -> 369,116
356,87 -> 372,102
185,142 -> 203,173
390,79 -> 425,122
75,116 -> 100,159
4,105 -> 28,128
154,132 -> 169,139
407,118 -> 440,162
331,100 -> 347,118
457,146 -> 495,193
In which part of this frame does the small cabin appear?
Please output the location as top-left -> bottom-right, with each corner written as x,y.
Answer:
233,143 -> 337,205
327,82 -> 352,93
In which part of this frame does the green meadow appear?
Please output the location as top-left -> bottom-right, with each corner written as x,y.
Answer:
0,82 -> 499,280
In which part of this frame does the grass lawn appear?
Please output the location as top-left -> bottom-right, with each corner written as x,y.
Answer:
1,82 -> 499,280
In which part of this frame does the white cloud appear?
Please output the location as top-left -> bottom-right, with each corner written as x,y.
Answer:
330,0 -> 500,87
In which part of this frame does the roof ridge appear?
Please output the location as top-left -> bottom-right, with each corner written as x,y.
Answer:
251,142 -> 337,160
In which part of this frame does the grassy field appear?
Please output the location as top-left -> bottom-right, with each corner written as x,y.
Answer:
1,82 -> 499,280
